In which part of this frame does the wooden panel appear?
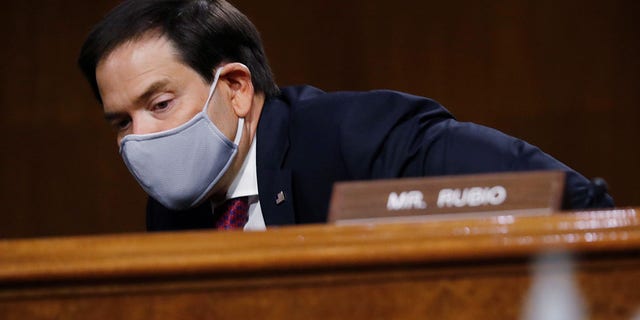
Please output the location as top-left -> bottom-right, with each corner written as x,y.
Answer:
1,0 -> 638,238
0,208 -> 639,319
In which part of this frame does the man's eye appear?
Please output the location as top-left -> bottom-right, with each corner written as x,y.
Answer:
151,100 -> 172,112
112,118 -> 131,131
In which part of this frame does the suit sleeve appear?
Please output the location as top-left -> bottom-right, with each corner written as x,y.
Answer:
402,119 -> 614,209
337,90 -> 613,209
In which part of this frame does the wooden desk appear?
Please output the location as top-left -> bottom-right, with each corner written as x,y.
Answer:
1,208 -> 639,319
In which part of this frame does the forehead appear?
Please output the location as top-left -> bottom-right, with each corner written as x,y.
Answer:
95,34 -> 185,109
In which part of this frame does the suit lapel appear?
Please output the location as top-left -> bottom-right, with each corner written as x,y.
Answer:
258,168 -> 295,225
256,97 -> 296,226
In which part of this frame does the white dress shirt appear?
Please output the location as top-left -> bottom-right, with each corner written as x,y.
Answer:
211,136 -> 266,231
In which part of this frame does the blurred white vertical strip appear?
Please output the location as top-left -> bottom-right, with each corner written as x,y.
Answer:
522,251 -> 586,320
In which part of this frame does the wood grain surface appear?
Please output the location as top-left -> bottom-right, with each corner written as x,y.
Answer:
1,208 -> 638,319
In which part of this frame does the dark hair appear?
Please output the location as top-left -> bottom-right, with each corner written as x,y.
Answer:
78,0 -> 279,103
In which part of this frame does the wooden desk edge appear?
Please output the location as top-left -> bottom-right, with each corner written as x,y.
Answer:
0,207 -> 638,283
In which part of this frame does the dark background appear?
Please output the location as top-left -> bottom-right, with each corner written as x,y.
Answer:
1,0 -> 638,238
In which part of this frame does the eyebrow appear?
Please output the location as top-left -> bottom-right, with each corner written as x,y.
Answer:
134,79 -> 171,105
103,79 -> 171,122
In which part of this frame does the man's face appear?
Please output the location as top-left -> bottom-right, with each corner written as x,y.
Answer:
96,34 -> 235,145
95,33 -> 244,200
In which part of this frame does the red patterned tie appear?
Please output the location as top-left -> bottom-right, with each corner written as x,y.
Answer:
215,197 -> 249,230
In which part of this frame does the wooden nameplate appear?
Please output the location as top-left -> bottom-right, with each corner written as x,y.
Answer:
328,171 -> 565,224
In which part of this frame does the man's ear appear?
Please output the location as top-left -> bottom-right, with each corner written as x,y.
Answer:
219,63 -> 254,118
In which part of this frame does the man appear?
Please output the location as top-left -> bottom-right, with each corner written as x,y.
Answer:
78,0 -> 613,232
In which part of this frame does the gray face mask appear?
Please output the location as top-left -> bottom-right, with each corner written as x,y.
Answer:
120,67 -> 244,210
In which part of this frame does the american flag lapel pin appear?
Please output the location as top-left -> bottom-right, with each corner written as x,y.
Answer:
275,191 -> 285,205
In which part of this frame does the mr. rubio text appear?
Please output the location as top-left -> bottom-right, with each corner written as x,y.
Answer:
386,191 -> 427,210
437,186 -> 507,208
386,186 -> 507,211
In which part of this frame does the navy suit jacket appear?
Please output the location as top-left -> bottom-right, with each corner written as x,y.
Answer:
146,86 -> 614,231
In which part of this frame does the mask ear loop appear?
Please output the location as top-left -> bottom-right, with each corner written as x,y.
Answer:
202,67 -> 224,114
233,118 -> 245,146
203,66 -> 244,146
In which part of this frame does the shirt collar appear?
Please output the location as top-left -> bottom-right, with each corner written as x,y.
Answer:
225,136 -> 259,199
